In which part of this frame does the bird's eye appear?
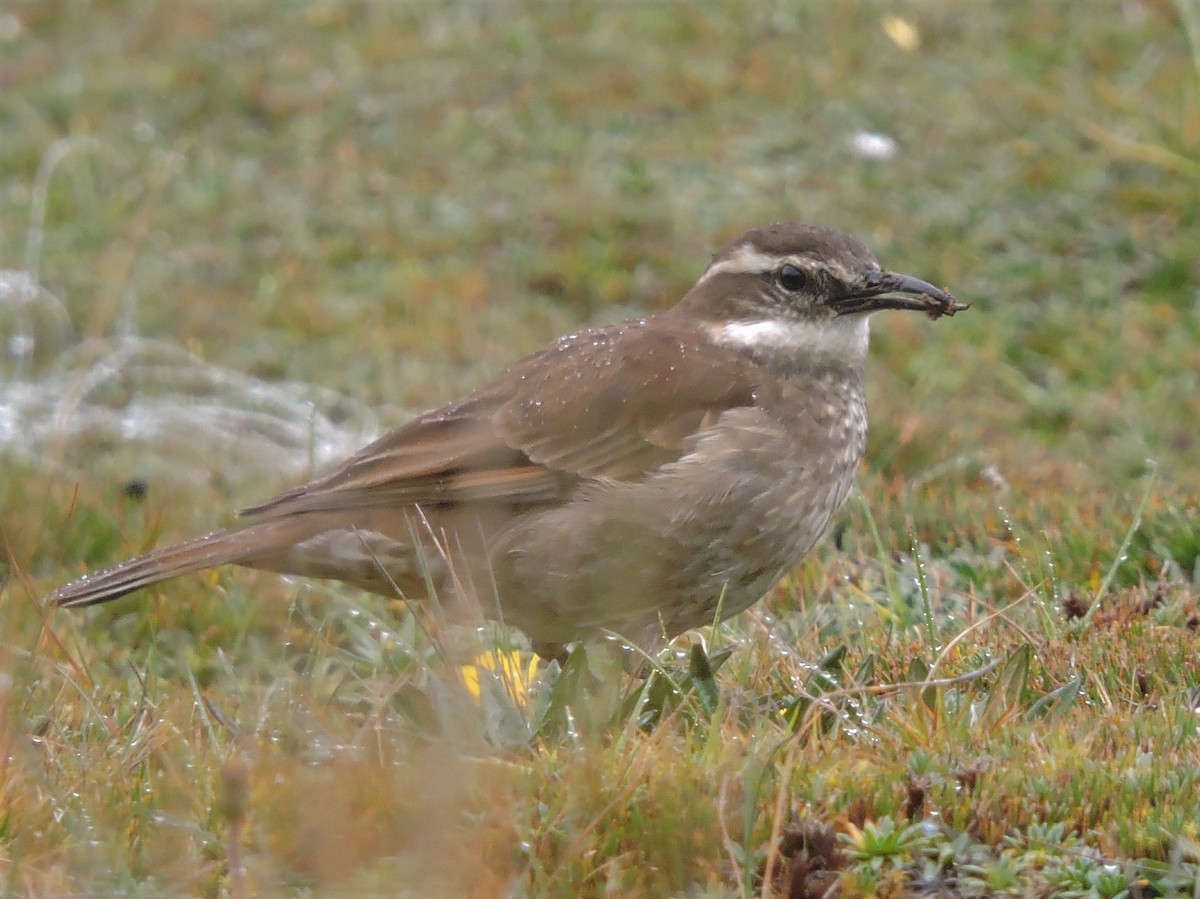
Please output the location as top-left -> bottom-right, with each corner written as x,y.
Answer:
777,264 -> 808,292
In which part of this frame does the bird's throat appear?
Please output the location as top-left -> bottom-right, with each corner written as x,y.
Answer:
706,314 -> 871,367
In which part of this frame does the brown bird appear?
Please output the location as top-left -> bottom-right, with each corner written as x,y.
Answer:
51,224 -> 967,659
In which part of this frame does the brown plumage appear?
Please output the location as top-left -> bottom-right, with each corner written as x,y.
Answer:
51,224 -> 966,658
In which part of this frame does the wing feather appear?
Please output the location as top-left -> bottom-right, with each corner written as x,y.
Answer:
240,318 -> 760,520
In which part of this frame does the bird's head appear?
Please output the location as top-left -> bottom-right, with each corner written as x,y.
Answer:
677,223 -> 967,367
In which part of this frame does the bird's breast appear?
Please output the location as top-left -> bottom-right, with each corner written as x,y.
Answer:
495,371 -> 868,646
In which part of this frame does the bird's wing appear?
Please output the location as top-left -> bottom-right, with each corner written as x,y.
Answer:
489,321 -> 758,479
241,319 -> 759,519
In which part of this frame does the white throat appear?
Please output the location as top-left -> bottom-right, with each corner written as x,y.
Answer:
707,314 -> 871,362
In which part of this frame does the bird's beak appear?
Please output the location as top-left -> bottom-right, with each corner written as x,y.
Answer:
831,270 -> 969,319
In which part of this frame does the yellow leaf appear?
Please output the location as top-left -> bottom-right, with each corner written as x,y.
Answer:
882,15 -> 920,52
459,650 -> 540,703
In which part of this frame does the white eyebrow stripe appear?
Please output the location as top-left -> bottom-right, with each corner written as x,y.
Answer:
697,246 -> 794,283
696,245 -> 875,286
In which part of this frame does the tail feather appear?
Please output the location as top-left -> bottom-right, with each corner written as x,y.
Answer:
50,519 -> 312,608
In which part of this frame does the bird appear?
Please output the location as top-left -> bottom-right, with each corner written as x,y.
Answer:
50,223 -> 967,659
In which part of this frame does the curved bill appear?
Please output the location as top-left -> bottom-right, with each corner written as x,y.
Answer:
830,270 -> 969,319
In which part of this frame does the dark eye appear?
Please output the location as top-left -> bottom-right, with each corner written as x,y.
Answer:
777,264 -> 808,292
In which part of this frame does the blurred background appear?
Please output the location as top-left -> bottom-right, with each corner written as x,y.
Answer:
4,2 -> 1196,511
2,1 -> 1198,894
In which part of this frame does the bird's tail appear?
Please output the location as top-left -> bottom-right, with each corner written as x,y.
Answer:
50,518 -> 314,608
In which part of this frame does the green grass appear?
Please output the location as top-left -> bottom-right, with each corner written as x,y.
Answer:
4,1 -> 1200,895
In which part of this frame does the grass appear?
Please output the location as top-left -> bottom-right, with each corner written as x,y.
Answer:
3,0 -> 1200,895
